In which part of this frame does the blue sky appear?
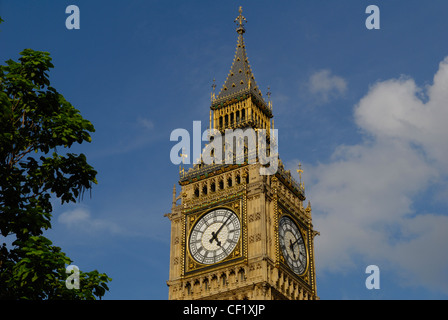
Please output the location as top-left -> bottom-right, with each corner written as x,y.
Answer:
1,0 -> 448,299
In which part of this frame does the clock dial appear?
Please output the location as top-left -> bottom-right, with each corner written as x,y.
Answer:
278,216 -> 307,275
188,208 -> 241,265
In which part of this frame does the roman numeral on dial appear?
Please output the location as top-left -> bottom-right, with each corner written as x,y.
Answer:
188,208 -> 241,265
278,216 -> 307,275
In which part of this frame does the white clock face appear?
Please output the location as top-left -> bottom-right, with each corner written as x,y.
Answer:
279,216 -> 307,275
188,208 -> 241,265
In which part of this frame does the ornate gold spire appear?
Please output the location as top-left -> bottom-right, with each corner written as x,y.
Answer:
210,78 -> 216,102
214,6 -> 268,113
267,86 -> 272,111
235,6 -> 247,34
296,163 -> 303,184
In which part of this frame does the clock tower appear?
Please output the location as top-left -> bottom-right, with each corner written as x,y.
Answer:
166,7 -> 318,300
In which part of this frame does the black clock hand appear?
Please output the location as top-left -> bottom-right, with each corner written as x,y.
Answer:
290,237 -> 304,259
210,214 -> 233,246
290,238 -> 298,248
289,239 -> 296,259
209,233 -> 221,246
290,237 -> 303,249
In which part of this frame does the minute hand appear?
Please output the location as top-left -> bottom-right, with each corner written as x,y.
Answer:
210,215 -> 232,246
289,237 -> 303,250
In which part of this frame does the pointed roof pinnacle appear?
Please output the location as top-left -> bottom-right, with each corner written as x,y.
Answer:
235,6 -> 247,34
214,6 -> 268,111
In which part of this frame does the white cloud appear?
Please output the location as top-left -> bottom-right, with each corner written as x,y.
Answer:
137,116 -> 155,130
307,69 -> 347,103
355,57 -> 448,172
58,207 -> 124,235
297,56 -> 448,295
58,207 -> 90,225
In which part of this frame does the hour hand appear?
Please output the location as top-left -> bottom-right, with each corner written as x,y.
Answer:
209,231 -> 221,246
289,239 -> 296,259
209,215 -> 232,246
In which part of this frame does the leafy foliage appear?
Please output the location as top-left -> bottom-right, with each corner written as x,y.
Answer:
0,47 -> 111,299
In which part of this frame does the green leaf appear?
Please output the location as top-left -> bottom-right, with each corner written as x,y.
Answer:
0,44 -> 109,300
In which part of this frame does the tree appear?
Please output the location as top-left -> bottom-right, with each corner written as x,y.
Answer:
0,26 -> 111,298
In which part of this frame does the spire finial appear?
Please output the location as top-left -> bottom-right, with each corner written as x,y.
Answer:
296,162 -> 304,188
172,184 -> 177,209
211,78 -> 216,102
235,6 -> 247,34
267,86 -> 272,111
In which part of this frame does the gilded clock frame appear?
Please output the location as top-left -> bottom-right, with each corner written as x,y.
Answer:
183,197 -> 247,276
275,206 -> 311,284
278,214 -> 308,275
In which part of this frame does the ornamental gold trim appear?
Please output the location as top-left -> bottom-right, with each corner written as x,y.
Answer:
276,206 -> 311,283
184,199 -> 246,275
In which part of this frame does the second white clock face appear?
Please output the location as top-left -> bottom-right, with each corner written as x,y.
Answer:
279,216 -> 307,275
189,208 -> 241,265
